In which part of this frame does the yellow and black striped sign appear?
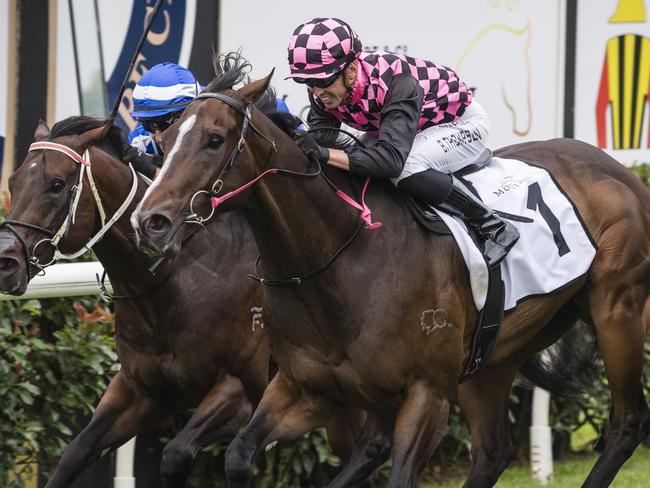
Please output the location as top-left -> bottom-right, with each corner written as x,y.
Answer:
596,34 -> 650,149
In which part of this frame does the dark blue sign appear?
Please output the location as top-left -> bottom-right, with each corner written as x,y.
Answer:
107,0 -> 186,132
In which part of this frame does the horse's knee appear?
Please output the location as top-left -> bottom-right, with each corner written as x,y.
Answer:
225,435 -> 256,486
607,392 -> 650,445
160,442 -> 196,482
640,405 -> 650,439
366,433 -> 392,462
465,442 -> 513,487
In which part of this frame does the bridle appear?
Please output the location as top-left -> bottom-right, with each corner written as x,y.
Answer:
0,141 -> 139,281
185,92 -> 279,225
180,91 -> 381,286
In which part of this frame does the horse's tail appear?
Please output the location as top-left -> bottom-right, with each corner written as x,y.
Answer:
518,320 -> 599,397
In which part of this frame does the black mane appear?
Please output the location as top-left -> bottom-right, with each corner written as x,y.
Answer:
204,51 -> 253,94
203,51 -> 302,137
50,116 -> 127,158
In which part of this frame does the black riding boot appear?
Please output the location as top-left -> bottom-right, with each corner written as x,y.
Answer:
439,176 -> 520,267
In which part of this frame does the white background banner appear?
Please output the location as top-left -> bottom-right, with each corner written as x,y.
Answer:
220,0 -> 566,149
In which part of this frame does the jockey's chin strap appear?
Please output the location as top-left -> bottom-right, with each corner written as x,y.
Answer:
14,141 -> 140,267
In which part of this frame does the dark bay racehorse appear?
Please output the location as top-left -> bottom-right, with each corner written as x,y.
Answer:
0,111 -> 368,487
130,69 -> 650,488
0,116 -> 272,487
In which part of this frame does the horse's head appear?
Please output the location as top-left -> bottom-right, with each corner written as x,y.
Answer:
0,117 -> 121,294
132,71 -> 278,257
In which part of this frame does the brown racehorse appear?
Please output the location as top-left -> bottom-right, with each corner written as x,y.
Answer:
0,105 -> 370,486
0,116 -> 271,487
130,67 -> 650,488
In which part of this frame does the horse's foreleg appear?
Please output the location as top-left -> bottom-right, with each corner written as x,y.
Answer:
325,407 -> 367,465
386,381 -> 450,488
160,374 -> 251,487
459,362 -> 517,488
327,411 -> 394,488
45,372 -> 167,488
224,371 -> 339,488
581,286 -> 650,487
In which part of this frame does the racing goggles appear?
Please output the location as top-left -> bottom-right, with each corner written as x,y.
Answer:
139,114 -> 181,133
294,71 -> 342,89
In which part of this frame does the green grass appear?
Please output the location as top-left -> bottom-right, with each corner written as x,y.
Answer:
423,446 -> 650,487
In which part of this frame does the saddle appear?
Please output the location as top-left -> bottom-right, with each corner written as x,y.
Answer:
400,148 -> 493,234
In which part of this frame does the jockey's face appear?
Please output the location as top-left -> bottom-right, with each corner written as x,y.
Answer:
152,128 -> 164,147
140,112 -> 183,151
311,74 -> 346,109
311,62 -> 357,109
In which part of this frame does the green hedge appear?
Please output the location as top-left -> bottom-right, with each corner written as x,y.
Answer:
0,297 -> 117,487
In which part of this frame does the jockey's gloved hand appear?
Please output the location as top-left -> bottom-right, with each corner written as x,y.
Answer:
122,146 -> 162,179
294,131 -> 330,164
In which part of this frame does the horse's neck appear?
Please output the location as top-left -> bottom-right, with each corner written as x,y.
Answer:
77,149 -> 157,289
243,120 -> 360,279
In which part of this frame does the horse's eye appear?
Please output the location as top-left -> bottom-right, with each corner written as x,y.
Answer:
208,134 -> 224,148
49,179 -> 65,193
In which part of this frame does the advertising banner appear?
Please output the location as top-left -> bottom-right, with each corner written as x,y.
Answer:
220,0 -> 566,149
574,0 -> 649,166
55,0 -> 198,131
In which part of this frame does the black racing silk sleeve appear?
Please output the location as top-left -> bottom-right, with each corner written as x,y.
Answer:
307,94 -> 342,147
346,73 -> 424,179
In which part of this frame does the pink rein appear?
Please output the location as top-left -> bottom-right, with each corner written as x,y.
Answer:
210,169 -> 382,230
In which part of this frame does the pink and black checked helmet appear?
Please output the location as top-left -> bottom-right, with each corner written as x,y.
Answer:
286,18 -> 362,85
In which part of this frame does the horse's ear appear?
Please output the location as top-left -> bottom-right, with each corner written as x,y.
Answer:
34,119 -> 50,141
77,123 -> 112,149
237,68 -> 275,106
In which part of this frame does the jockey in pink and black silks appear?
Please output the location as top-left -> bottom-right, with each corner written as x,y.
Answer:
287,18 -> 519,267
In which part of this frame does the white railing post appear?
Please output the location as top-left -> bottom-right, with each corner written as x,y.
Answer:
114,437 -> 136,488
530,387 -> 553,484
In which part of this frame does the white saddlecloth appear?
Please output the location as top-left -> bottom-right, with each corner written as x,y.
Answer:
437,157 -> 596,311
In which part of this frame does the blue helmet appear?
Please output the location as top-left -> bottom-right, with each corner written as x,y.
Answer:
131,62 -> 200,119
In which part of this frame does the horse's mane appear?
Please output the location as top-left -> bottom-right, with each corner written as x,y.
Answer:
204,51 -> 302,138
50,116 -> 127,159
204,50 -> 253,94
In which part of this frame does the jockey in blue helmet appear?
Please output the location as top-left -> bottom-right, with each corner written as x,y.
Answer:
123,62 -> 298,179
123,62 -> 200,178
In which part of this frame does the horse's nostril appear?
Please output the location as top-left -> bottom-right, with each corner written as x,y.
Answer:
0,257 -> 18,272
145,214 -> 172,233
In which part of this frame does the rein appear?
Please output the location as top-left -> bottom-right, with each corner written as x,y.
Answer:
183,92 -> 381,286
0,141 -> 139,277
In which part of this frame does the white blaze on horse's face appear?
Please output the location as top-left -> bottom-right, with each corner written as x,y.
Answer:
141,114 -> 197,203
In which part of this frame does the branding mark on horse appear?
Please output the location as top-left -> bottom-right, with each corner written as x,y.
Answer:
421,308 -> 453,336
251,306 -> 263,332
